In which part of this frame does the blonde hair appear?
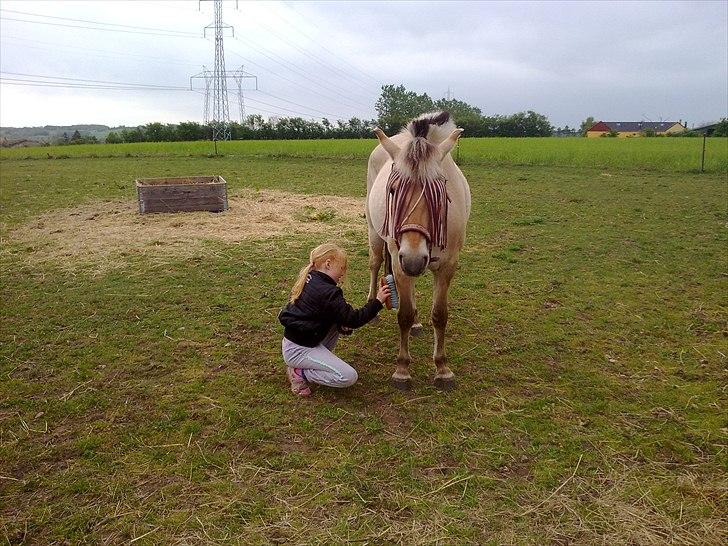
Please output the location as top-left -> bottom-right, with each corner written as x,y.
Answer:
289,243 -> 348,303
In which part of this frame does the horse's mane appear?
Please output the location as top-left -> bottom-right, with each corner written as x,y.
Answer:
396,111 -> 456,180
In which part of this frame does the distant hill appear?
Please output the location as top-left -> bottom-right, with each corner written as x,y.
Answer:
0,124 -> 132,144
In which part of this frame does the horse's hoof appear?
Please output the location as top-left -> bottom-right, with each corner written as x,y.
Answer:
391,377 -> 412,391
434,376 -> 456,391
410,323 -> 425,337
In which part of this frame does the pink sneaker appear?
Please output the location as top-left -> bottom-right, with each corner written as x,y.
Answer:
286,367 -> 311,397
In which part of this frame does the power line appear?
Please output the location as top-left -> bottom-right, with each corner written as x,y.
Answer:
0,80 -> 188,91
2,6 -> 375,118
233,11 -> 377,92
232,34 -> 372,104
244,95 -> 339,119
0,70 -> 187,89
225,45 -> 364,116
228,39 -> 370,113
0,16 -> 200,38
0,80 -> 345,121
252,90 -> 347,119
0,35 -> 202,68
280,2 -> 380,84
0,8 -> 198,36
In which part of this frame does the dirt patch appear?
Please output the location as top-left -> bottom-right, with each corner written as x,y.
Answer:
8,189 -> 365,272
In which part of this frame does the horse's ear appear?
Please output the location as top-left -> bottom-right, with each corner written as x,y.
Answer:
373,128 -> 400,161
438,128 -> 464,160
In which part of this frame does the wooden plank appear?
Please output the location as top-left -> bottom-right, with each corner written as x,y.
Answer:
136,176 -> 221,186
141,197 -> 226,205
140,199 -> 227,213
137,186 -> 225,199
142,203 -> 226,213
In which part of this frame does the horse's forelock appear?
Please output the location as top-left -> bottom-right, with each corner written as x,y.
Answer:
390,138 -> 437,181
395,111 -> 455,179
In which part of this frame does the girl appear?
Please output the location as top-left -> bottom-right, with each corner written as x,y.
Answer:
278,243 -> 391,396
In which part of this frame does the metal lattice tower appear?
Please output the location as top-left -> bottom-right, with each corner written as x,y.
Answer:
202,65 -> 212,124
190,1 -> 257,136
191,65 -> 256,127
232,66 -> 246,124
209,0 -> 230,140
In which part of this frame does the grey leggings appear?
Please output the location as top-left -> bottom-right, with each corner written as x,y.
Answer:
282,327 -> 358,388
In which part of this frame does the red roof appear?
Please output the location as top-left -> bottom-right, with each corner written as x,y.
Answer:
588,121 -> 611,132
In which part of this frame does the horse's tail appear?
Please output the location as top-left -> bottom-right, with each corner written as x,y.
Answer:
400,111 -> 455,175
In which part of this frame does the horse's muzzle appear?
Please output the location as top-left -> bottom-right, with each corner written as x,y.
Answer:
399,252 -> 429,276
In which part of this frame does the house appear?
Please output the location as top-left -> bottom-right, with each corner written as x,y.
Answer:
586,121 -> 687,138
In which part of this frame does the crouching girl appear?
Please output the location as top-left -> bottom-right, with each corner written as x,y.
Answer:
278,243 -> 390,396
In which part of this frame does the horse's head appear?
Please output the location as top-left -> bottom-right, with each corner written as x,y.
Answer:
374,120 -> 463,277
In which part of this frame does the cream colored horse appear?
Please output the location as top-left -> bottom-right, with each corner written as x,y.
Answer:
366,112 -> 471,389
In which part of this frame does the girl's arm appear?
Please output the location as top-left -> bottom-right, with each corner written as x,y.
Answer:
325,287 -> 383,329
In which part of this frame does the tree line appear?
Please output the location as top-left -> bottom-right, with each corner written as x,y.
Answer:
98,84 -> 557,143
51,83 -> 728,144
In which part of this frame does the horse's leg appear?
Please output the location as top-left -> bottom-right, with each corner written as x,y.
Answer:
432,264 -> 456,390
392,269 -> 416,390
411,312 -> 424,337
366,226 -> 385,301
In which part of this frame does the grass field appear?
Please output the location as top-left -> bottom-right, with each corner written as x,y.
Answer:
2,136 -> 727,173
1,140 -> 727,543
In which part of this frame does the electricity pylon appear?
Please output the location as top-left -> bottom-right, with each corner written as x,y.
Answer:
191,65 -> 257,128
190,0 -> 257,139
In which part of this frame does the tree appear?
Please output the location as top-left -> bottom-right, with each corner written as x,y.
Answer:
434,98 -> 484,135
375,84 -> 434,133
144,122 -> 175,141
711,118 -> 728,137
120,127 -> 145,143
177,121 -> 205,141
579,116 -> 596,136
105,131 -> 121,144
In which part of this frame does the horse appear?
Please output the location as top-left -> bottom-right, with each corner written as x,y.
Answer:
366,111 -> 471,390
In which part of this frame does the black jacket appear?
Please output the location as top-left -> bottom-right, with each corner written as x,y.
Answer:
279,270 -> 383,347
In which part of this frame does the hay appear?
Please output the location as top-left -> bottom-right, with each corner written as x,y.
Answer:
8,189 -> 365,272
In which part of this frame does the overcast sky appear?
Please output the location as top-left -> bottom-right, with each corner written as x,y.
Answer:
1,0 -> 726,129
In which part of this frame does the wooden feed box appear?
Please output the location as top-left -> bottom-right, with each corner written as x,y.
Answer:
135,176 -> 228,214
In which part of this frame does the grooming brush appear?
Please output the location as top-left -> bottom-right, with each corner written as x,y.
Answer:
380,274 -> 399,310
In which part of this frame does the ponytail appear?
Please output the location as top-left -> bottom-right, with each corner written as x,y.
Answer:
289,243 -> 347,303
289,262 -> 314,303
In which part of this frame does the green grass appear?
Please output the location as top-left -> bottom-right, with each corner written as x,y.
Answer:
1,146 -> 726,543
2,136 -> 726,172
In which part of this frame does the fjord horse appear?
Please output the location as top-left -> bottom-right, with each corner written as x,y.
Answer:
366,112 -> 471,389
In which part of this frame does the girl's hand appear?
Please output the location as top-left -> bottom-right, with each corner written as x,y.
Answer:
376,282 -> 391,304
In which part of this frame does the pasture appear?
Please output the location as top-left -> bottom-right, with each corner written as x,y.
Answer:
1,139 -> 726,543
2,135 -> 727,173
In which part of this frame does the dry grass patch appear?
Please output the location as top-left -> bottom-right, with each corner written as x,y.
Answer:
7,189 -> 364,271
